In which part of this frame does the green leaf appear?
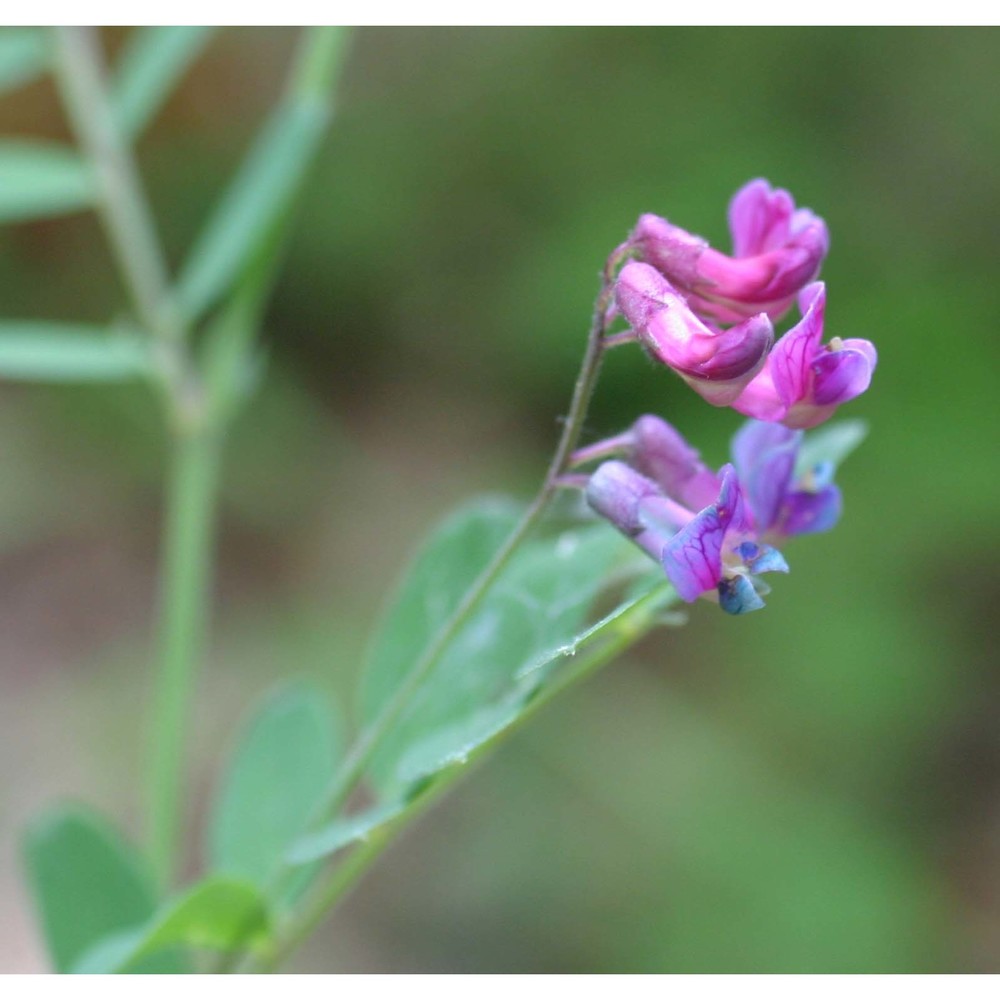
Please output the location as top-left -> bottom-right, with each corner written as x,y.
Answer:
208,683 -> 341,888
361,498 -> 634,795
795,419 -> 869,478
21,806 -> 184,973
359,498 -> 523,726
0,323 -> 151,382
73,877 -> 272,974
111,27 -> 215,139
0,28 -> 49,94
0,140 -> 93,222
293,577 -> 676,866
175,99 -> 330,323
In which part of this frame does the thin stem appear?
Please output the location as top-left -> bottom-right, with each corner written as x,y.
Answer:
146,428 -> 221,886
247,582 -> 677,973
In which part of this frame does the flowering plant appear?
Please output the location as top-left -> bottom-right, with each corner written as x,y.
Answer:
6,29 -> 874,974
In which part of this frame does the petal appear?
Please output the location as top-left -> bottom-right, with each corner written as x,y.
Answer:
585,460 -> 661,537
718,573 -> 766,615
730,366 -> 788,422
811,341 -> 877,405
614,261 -> 674,330
731,420 -> 800,481
629,215 -> 707,289
628,415 -> 720,511
768,281 -> 826,409
662,504 -> 726,602
715,463 -> 751,535
731,421 -> 802,532
781,485 -> 842,536
747,544 -> 790,574
728,178 -> 794,258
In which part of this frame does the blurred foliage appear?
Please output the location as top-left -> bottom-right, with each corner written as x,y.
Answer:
0,26 -> 997,972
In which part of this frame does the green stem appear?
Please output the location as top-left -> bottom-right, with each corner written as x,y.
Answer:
146,428 -> 221,886
248,582 -> 677,972
51,28 -> 190,410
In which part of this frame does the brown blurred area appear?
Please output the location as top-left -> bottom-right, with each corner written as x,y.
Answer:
2,27 -> 999,972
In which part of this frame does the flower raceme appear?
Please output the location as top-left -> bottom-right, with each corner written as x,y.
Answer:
615,261 -> 773,407
581,415 -> 849,614
614,179 -> 875,428
629,178 -> 830,325
730,283 -> 878,429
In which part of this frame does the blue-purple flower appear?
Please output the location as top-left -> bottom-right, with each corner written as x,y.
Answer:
581,415 -> 853,614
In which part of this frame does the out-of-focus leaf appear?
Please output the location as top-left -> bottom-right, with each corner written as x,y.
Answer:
795,419 -> 869,477
175,100 -> 330,323
21,806 -> 185,973
111,27 -> 215,138
292,571 -> 671,866
0,323 -> 151,381
360,496 -> 633,796
208,683 -> 341,888
73,877 -> 271,974
0,140 -> 93,222
0,28 -> 49,93
391,579 -> 676,789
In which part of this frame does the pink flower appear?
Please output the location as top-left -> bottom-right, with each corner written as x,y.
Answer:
630,178 -> 829,324
731,283 -> 877,429
615,261 -> 773,406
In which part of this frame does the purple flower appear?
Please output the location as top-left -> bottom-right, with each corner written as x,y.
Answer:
615,261 -> 773,406
731,283 -> 877,429
629,178 -> 829,325
582,415 -> 854,614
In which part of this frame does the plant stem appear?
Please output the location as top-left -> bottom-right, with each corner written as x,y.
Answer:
51,28 -> 190,409
248,582 -> 676,972
146,427 -> 221,886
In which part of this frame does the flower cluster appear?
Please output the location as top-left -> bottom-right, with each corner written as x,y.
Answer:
583,416 -> 847,614
617,179 -> 876,423
576,180 -> 874,614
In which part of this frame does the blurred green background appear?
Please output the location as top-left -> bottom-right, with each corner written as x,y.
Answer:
1,26 -> 998,972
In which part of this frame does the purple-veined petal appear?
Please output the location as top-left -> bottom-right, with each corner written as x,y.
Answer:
661,481 -> 733,603
768,281 -> 826,409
